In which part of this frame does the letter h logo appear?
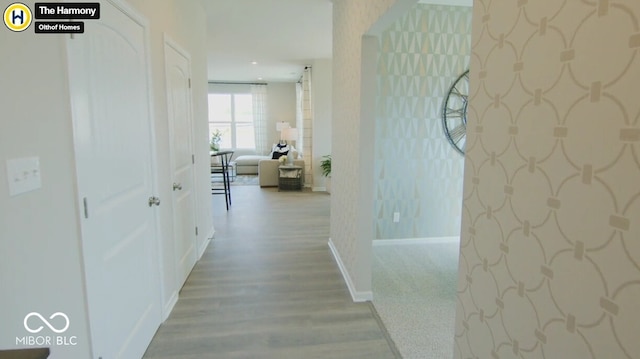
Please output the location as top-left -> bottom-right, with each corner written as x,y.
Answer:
3,3 -> 32,32
11,9 -> 24,25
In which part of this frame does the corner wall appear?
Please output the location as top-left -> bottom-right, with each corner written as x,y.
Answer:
267,83 -> 297,152
455,1 -> 640,357
331,0 -> 417,299
311,59 -> 332,191
375,3 -> 471,240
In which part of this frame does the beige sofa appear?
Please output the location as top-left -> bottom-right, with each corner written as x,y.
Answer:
223,148 -> 304,186
258,158 -> 305,187
230,149 -> 269,175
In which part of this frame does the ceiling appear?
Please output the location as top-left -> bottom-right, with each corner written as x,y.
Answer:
203,0 -> 333,83
202,0 -> 473,83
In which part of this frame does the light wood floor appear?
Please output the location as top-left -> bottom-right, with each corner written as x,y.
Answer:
143,185 -> 399,359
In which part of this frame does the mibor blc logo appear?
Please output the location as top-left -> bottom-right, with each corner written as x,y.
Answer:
17,312 -> 77,347
4,2 -> 32,32
24,312 -> 70,334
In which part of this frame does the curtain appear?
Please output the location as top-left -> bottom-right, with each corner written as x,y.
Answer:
299,67 -> 313,186
296,82 -> 303,149
251,84 -> 268,154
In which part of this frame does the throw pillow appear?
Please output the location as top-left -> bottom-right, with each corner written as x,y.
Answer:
271,151 -> 288,160
271,143 -> 291,159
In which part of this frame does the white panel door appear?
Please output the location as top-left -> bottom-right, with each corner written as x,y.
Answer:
66,1 -> 161,358
164,40 -> 197,288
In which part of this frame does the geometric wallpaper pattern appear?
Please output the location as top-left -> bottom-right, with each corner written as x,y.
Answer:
375,4 -> 472,239
455,1 -> 640,358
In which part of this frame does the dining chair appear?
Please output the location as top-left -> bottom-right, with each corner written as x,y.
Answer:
211,150 -> 234,210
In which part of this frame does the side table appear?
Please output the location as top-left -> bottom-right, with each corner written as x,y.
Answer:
278,165 -> 303,191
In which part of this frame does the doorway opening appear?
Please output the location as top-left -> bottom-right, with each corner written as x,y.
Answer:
366,2 -> 473,357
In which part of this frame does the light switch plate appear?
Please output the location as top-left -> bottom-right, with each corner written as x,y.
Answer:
6,157 -> 42,196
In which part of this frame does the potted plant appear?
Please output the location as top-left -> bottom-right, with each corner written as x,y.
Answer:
320,155 -> 331,193
210,129 -> 223,152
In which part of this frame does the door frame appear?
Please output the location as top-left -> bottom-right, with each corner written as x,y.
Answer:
162,34 -> 199,315
66,0 -> 164,355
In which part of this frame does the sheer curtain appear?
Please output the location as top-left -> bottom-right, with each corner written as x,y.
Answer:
296,83 -> 303,149
251,84 -> 268,154
297,67 -> 313,185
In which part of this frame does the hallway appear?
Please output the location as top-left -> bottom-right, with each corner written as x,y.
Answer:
143,186 -> 399,358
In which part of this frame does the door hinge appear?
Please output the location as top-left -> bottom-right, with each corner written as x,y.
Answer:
83,197 -> 89,218
192,154 -> 195,164
195,226 -> 198,236
188,78 -> 191,88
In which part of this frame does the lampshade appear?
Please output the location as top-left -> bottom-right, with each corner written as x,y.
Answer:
281,128 -> 298,141
276,121 -> 290,131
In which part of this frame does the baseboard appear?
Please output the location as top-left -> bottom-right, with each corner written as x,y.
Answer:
197,227 -> 214,259
312,187 -> 327,192
328,238 -> 373,302
373,236 -> 460,246
162,291 -> 178,322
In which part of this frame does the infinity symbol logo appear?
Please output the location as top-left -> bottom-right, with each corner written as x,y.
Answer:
24,312 -> 70,334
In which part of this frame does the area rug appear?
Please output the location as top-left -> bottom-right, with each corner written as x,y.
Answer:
231,175 -> 258,186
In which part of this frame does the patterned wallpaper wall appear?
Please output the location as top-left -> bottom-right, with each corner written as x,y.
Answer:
455,1 -> 640,358
375,3 -> 471,239
331,0 -> 397,291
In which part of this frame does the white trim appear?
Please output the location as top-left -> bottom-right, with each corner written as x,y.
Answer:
312,187 -> 327,192
328,238 -> 373,302
197,227 -> 215,259
162,292 -> 178,322
373,236 -> 460,246
197,237 -> 211,260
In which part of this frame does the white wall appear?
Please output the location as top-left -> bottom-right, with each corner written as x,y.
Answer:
311,59 -> 332,191
266,83 -> 297,152
0,0 -> 210,356
0,24 -> 92,359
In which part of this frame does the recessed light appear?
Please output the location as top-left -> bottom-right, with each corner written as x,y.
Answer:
251,61 -> 258,65
257,77 -> 263,80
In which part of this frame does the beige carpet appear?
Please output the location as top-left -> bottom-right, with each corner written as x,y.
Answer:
372,240 -> 460,359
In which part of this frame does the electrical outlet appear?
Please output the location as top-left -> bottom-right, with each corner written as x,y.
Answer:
6,157 -> 42,196
393,212 -> 400,223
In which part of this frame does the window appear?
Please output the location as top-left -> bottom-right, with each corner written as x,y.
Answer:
208,93 -> 255,149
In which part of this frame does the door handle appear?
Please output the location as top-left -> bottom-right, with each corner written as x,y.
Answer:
172,182 -> 182,191
148,196 -> 161,207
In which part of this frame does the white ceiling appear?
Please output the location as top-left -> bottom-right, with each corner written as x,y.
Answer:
202,0 -> 472,83
203,0 -> 333,83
